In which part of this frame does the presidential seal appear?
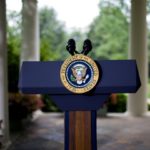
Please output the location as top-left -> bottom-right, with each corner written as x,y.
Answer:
60,54 -> 99,94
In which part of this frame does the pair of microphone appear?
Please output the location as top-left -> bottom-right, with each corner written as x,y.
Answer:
66,39 -> 92,56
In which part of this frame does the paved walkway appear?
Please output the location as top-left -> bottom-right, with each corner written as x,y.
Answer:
8,113 -> 150,150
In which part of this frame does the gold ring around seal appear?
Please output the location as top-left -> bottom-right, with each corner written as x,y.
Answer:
60,54 -> 99,94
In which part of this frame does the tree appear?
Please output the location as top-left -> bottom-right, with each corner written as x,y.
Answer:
67,29 -> 86,53
7,11 -> 21,92
39,7 -> 67,60
87,1 -> 129,60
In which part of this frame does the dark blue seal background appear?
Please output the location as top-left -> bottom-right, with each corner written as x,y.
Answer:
66,60 -> 94,88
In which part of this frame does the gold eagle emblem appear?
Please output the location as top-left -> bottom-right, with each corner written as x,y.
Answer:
71,64 -> 88,85
60,54 -> 99,94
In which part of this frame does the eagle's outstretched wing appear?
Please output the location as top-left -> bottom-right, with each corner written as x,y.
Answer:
71,68 -> 77,78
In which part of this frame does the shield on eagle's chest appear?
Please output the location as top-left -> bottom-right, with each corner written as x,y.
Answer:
71,64 -> 88,85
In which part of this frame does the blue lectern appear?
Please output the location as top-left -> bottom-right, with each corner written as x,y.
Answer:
19,60 -> 141,150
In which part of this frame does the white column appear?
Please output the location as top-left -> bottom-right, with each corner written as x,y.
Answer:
128,0 -> 148,116
0,0 -> 10,144
21,0 -> 40,63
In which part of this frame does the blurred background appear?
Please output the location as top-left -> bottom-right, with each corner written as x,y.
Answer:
7,0 -> 131,120
1,0 -> 150,149
6,0 -> 150,117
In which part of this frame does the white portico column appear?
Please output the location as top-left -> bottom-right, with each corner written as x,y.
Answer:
0,0 -> 10,144
128,0 -> 148,116
21,0 -> 40,63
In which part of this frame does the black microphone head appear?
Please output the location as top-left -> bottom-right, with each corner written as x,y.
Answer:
66,39 -> 76,55
68,39 -> 75,46
82,39 -> 92,55
84,39 -> 91,44
83,39 -> 92,50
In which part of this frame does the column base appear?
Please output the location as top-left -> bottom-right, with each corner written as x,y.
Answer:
125,111 -> 148,117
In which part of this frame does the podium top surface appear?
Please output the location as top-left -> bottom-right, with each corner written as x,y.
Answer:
19,60 -> 141,94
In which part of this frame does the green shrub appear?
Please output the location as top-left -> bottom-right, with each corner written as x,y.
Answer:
9,93 -> 44,121
148,103 -> 150,111
107,94 -> 127,113
41,95 -> 61,112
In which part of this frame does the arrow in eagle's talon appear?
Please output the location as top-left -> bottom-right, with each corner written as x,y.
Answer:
83,74 -> 89,83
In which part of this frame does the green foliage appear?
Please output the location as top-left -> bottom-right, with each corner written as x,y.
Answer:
67,29 -> 86,53
7,11 -> 21,92
41,95 -> 61,112
39,7 -> 67,61
107,94 -> 127,112
87,2 -> 128,60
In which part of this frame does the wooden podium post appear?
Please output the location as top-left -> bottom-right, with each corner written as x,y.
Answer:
65,111 -> 97,150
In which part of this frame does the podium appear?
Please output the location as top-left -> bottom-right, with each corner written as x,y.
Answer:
19,60 -> 141,150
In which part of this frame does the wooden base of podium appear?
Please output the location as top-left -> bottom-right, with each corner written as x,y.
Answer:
65,111 -> 97,150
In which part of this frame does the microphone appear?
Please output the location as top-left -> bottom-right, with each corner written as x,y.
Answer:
66,39 -> 76,55
81,39 -> 92,55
